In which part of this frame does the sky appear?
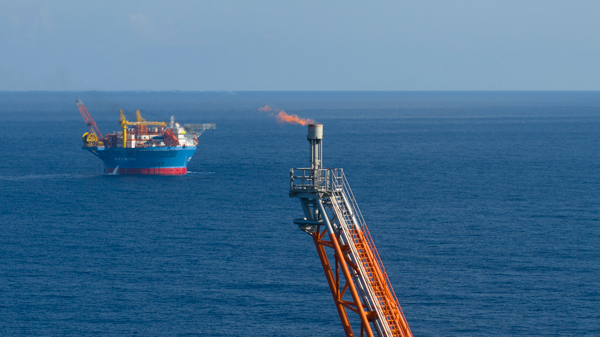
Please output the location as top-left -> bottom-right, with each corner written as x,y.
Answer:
1,0 -> 599,91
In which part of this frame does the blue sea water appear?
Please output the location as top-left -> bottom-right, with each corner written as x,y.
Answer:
0,91 -> 599,336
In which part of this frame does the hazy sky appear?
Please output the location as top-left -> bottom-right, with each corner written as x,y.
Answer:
1,1 -> 599,91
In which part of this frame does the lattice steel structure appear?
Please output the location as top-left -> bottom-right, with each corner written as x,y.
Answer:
76,98 -> 103,139
289,124 -> 413,337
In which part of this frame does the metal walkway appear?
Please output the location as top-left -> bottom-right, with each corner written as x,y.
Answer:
289,123 -> 412,337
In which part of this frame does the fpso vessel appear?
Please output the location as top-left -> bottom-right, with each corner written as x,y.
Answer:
78,98 -> 215,175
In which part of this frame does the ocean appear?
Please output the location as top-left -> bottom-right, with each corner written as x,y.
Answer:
0,91 -> 598,336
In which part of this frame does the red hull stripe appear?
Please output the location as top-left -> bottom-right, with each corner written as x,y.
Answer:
105,167 -> 187,175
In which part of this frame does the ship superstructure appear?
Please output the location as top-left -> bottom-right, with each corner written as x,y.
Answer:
78,98 -> 215,175
289,124 -> 413,337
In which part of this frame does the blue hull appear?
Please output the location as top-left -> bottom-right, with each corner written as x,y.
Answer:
85,146 -> 197,175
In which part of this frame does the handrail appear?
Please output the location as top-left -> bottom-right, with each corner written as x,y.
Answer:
290,168 -> 343,192
328,190 -> 393,336
336,172 -> 411,336
289,167 -> 412,336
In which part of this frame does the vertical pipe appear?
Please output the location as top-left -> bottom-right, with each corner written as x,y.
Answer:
307,124 -> 323,170
123,125 -> 127,148
300,199 -> 313,221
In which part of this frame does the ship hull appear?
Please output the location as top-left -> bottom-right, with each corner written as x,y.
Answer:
85,146 -> 197,175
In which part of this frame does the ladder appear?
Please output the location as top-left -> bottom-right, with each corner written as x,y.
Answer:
289,123 -> 412,337
328,172 -> 412,337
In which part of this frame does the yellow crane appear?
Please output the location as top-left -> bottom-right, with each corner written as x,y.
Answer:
119,110 -> 167,148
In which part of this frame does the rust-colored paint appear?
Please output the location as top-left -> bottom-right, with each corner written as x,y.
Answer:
348,228 -> 413,337
313,229 -> 376,337
313,232 -> 354,337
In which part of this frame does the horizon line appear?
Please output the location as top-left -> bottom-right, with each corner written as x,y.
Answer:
2,90 -> 600,93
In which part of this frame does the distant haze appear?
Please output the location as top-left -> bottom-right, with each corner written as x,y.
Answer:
1,0 -> 599,91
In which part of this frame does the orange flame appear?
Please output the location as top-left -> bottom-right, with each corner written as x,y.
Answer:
258,105 -> 272,112
275,110 -> 315,126
258,105 -> 315,126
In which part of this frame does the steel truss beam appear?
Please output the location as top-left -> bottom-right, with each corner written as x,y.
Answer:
313,229 -> 376,337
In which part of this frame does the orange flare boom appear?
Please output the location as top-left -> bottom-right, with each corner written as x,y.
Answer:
276,111 -> 315,126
